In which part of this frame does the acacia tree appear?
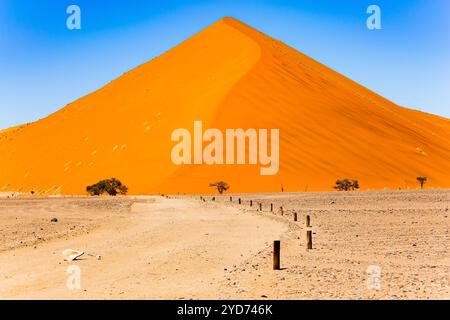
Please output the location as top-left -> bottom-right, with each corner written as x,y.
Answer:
334,179 -> 360,191
209,181 -> 230,194
87,178 -> 128,196
416,176 -> 427,189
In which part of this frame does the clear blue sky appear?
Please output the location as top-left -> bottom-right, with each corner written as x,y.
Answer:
0,0 -> 449,129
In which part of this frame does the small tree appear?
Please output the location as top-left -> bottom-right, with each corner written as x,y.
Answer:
334,179 -> 359,191
416,176 -> 427,189
87,178 -> 128,196
209,181 -> 230,194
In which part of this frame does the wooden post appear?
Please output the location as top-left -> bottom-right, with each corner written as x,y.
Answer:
293,211 -> 298,222
280,206 -> 284,216
306,215 -> 311,227
238,198 -> 241,205
273,241 -> 280,270
250,200 -> 253,207
259,203 -> 262,211
306,230 -> 313,250
230,196 -> 232,202
270,203 -> 273,212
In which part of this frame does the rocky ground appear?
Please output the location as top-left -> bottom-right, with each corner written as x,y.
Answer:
0,189 -> 448,299
194,189 -> 450,299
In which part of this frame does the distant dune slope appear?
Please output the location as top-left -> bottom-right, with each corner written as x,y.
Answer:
0,124 -> 28,142
1,18 -> 449,194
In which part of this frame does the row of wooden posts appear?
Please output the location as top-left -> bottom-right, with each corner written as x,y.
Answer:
197,195 -> 314,270
199,195 -> 307,223
274,215 -> 312,270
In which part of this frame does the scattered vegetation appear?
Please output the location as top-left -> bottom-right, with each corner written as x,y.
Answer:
86,178 -> 128,196
209,181 -> 230,194
416,176 -> 428,189
334,179 -> 360,191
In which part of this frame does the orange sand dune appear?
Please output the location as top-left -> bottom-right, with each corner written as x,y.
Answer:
1,17 -> 450,194
0,124 -> 28,141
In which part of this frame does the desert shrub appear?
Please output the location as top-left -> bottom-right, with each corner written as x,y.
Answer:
416,176 -> 427,189
334,179 -> 359,191
209,181 -> 230,194
86,178 -> 128,196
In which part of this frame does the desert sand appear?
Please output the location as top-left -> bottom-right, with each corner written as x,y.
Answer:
0,190 -> 448,300
0,195 -> 286,299
1,17 -> 449,195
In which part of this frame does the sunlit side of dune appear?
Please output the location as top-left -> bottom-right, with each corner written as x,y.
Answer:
1,18 -> 450,194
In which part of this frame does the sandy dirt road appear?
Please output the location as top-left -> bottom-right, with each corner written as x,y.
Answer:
0,197 -> 287,299
0,190 -> 449,300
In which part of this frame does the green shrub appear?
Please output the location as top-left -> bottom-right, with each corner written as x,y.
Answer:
209,181 -> 230,194
334,179 -> 359,191
86,178 -> 128,196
